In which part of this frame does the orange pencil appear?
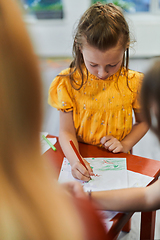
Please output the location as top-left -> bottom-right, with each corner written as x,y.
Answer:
69,140 -> 88,170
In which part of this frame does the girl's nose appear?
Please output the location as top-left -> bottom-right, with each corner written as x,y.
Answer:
98,68 -> 108,79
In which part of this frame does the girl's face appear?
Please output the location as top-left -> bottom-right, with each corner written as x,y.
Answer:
81,42 -> 124,80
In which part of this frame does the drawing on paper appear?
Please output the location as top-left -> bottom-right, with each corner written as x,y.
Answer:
88,157 -> 126,171
59,157 -> 128,192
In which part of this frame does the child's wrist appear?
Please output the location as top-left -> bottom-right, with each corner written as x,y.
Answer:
121,141 -> 130,153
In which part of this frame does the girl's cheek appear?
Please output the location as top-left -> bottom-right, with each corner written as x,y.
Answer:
85,63 -> 92,72
114,63 -> 122,73
88,65 -> 96,74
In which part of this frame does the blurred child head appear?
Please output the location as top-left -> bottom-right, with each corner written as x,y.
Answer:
0,0 -> 43,160
141,60 -> 160,140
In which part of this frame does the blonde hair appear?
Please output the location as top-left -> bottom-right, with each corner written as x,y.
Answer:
70,2 -> 130,89
0,0 -> 84,239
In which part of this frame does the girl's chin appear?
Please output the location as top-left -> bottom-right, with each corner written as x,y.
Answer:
98,76 -> 108,80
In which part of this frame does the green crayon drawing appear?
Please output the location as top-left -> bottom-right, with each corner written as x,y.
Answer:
86,158 -> 126,171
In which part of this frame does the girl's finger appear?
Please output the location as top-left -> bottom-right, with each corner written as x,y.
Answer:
72,162 -> 90,177
74,169 -> 91,182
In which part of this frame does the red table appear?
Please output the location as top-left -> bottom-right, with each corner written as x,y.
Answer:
44,135 -> 160,240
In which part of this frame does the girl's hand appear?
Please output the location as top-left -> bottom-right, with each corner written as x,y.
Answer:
62,181 -> 87,199
71,158 -> 94,182
101,135 -> 125,153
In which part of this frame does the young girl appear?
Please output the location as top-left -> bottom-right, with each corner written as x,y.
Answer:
0,1 -> 108,239
74,60 -> 160,213
48,2 -> 148,181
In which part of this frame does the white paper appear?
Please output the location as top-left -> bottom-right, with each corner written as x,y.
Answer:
58,157 -> 128,191
58,157 -> 154,190
40,135 -> 57,154
127,170 -> 153,188
40,132 -> 48,139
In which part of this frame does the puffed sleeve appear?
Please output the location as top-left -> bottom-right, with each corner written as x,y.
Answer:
48,70 -> 74,112
128,70 -> 144,112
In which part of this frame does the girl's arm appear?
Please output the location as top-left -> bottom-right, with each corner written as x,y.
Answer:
120,111 -> 149,153
59,111 -> 93,181
90,179 -> 160,212
101,112 -> 149,153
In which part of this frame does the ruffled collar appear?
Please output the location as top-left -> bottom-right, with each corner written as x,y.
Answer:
73,65 -> 135,83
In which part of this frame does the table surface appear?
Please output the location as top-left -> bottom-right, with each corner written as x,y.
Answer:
44,135 -> 160,240
45,135 -> 160,179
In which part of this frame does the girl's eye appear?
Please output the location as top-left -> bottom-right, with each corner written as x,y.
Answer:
109,64 -> 118,68
90,64 -> 98,67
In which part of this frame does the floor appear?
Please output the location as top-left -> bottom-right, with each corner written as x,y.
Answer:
40,57 -> 160,240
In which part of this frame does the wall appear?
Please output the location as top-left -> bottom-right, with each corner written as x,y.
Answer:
127,13 -> 160,57
25,0 -> 160,58
25,0 -> 90,57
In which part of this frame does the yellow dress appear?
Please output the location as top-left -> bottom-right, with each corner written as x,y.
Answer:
48,65 -> 143,146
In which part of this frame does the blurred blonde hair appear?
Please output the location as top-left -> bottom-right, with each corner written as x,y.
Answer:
0,0 -> 84,239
